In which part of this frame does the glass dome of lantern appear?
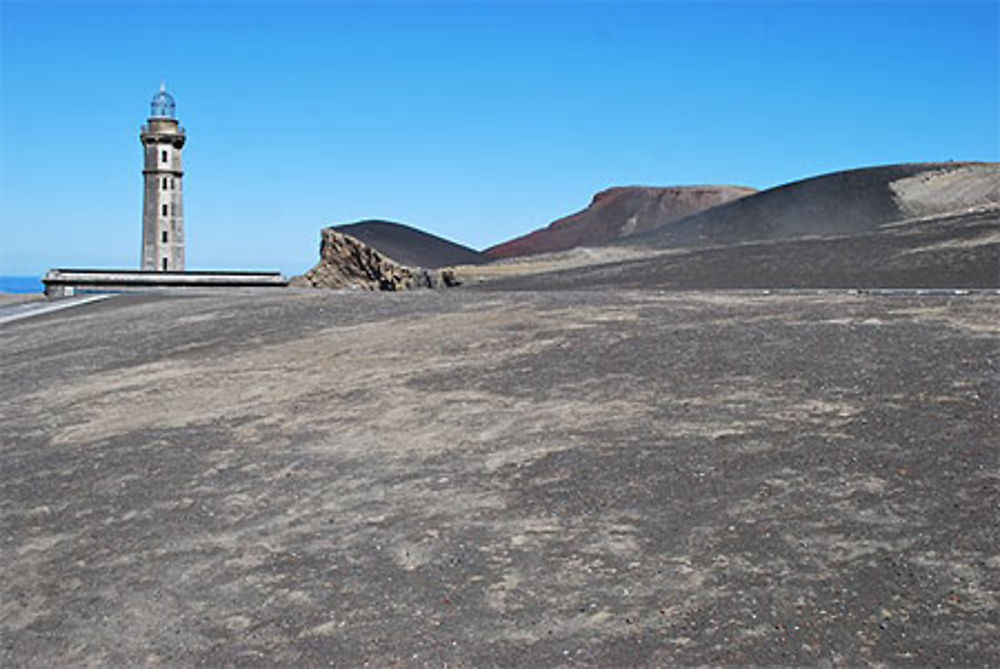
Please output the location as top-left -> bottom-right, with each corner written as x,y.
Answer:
150,82 -> 176,119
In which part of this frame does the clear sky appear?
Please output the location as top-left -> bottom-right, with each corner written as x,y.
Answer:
1,1 -> 997,276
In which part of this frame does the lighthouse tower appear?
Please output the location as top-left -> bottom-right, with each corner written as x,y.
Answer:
140,83 -> 186,271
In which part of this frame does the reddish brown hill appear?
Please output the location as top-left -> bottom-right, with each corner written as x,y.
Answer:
485,185 -> 756,259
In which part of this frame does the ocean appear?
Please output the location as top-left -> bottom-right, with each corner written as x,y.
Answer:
0,275 -> 44,294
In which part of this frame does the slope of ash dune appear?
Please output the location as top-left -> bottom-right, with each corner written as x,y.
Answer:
485,185 -> 756,259
469,162 -> 999,290
475,206 -> 999,290
334,220 -> 487,268
629,161 -> 999,250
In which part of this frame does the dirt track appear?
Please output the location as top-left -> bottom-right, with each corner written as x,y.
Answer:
2,289 -> 998,665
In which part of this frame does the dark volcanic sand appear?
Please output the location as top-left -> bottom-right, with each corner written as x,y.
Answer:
474,208 -> 999,291
629,162 -> 998,250
333,220 -> 488,268
2,290 -> 998,665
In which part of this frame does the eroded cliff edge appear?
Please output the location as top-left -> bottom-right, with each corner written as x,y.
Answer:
292,227 -> 458,291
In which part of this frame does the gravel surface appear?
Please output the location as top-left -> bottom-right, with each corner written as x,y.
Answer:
0,293 -> 45,308
2,289 -> 998,665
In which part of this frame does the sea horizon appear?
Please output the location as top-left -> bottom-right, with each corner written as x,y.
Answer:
0,275 -> 44,294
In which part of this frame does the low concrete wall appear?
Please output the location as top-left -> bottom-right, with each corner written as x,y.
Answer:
43,269 -> 289,297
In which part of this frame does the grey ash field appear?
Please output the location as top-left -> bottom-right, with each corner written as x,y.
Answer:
2,288 -> 998,666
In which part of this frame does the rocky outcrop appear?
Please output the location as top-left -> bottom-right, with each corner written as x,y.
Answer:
293,228 -> 459,291
889,163 -> 1000,218
485,185 -> 756,259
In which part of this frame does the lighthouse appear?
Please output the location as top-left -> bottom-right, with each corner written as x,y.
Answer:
140,83 -> 186,271
43,84 -> 288,296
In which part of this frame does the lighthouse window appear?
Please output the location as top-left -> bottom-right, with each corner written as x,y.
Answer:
170,178 -> 175,190
162,258 -> 168,271
162,177 -> 168,189
162,204 -> 168,216
162,230 -> 168,243
161,150 -> 167,163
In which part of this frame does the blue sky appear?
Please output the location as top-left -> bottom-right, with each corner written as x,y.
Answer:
1,1 -> 997,276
